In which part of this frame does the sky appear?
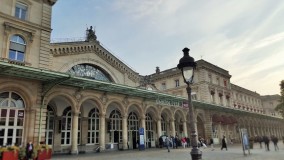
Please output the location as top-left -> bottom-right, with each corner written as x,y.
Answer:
51,0 -> 284,95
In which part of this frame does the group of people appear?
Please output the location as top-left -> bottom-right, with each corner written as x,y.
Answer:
255,135 -> 279,151
161,136 -> 191,152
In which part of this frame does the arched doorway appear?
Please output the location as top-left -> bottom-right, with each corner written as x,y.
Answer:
127,112 -> 139,149
45,105 -> 55,146
197,116 -> 205,139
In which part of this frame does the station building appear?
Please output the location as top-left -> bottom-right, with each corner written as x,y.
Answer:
0,0 -> 283,154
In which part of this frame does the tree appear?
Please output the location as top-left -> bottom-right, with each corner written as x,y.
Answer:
275,80 -> 284,117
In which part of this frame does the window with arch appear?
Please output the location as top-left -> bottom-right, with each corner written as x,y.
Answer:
67,64 -> 112,82
9,35 -> 26,62
127,112 -> 139,145
161,115 -> 167,135
61,107 -> 81,145
128,112 -> 138,131
88,108 -> 100,144
45,106 -> 54,145
0,92 -> 25,146
145,113 -> 154,143
109,110 -> 122,143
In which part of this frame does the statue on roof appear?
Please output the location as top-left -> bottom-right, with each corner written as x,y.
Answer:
86,26 -> 97,42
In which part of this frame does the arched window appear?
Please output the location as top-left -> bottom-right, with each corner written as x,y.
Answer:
128,112 -> 138,131
60,107 -> 82,145
0,92 -> 25,146
145,113 -> 154,145
67,64 -> 112,82
109,110 -> 122,143
128,112 -> 139,146
45,106 -> 54,145
9,35 -> 26,62
161,115 -> 167,135
88,108 -> 100,144
61,107 -> 72,145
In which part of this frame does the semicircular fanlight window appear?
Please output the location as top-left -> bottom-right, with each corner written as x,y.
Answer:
67,64 -> 112,82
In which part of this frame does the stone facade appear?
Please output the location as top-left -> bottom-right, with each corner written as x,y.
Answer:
0,0 -> 283,155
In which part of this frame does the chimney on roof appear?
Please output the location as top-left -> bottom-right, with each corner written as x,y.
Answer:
156,67 -> 160,74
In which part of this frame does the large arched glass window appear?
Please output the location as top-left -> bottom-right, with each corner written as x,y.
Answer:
9,35 -> 26,62
128,112 -> 139,143
45,106 -> 54,145
88,108 -> 100,144
67,64 -> 112,82
61,107 -> 81,145
128,112 -> 138,131
109,110 -> 122,143
161,115 -> 167,135
61,107 -> 72,145
145,113 -> 154,144
0,92 -> 25,146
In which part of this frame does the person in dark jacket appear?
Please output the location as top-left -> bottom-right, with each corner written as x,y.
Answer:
271,135 -> 279,151
263,135 -> 270,151
26,141 -> 34,160
159,137 -> 163,148
221,136 -> 227,151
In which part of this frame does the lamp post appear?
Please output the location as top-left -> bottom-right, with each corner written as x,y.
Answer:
177,47 -> 202,160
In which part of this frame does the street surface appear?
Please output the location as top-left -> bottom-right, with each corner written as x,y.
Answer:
53,142 -> 284,160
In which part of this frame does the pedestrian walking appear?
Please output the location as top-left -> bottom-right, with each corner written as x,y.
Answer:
257,135 -> 263,149
181,137 -> 186,148
263,135 -> 270,151
165,136 -> 172,152
271,135 -> 279,151
209,137 -> 214,151
221,136 -> 227,151
186,137 -> 190,148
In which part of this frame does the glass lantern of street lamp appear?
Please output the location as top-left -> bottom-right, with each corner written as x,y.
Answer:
177,48 -> 196,85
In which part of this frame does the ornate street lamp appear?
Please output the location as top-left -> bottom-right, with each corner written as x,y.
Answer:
177,47 -> 202,160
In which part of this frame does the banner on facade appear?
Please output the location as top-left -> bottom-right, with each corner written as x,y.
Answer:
240,128 -> 250,155
139,128 -> 145,150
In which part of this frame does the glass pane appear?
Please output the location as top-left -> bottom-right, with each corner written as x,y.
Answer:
17,52 -> 24,61
20,10 -> 26,20
7,138 -> 12,145
17,118 -> 24,126
9,50 -> 16,60
0,118 -> 5,126
0,129 -> 5,136
1,109 -> 7,117
10,101 -> 16,107
9,118 -> 14,126
0,138 -> 3,146
16,99 -> 24,108
15,8 -> 20,18
16,138 -> 22,146
10,110 -> 15,117
8,129 -> 13,136
16,129 -> 22,136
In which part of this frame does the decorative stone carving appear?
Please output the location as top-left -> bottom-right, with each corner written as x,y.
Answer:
123,96 -> 129,105
73,90 -> 82,102
100,92 -> 108,105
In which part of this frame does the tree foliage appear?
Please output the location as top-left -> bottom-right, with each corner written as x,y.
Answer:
275,80 -> 284,117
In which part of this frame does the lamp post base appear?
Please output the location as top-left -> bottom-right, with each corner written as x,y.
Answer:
190,148 -> 202,160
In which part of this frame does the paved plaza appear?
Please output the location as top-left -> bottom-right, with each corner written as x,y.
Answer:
53,142 -> 284,160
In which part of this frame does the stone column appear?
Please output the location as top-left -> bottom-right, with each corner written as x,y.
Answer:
183,121 -> 188,137
122,114 -> 128,150
71,111 -> 80,154
171,119 -> 176,136
53,116 -> 62,152
157,118 -> 162,138
80,117 -> 88,145
99,113 -> 106,151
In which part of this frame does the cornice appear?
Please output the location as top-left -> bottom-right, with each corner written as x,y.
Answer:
0,13 -> 52,32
